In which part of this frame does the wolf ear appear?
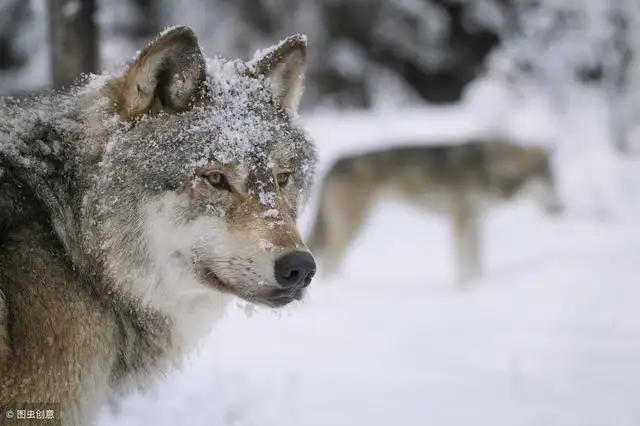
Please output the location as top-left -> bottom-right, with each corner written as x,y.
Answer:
248,34 -> 308,116
106,26 -> 206,119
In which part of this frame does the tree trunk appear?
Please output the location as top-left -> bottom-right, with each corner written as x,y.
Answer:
48,0 -> 100,90
128,0 -> 162,39
0,0 -> 30,71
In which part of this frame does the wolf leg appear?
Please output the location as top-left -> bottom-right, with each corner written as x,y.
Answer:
452,201 -> 482,285
319,179 -> 372,277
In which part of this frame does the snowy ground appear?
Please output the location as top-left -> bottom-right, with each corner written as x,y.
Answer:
97,82 -> 640,426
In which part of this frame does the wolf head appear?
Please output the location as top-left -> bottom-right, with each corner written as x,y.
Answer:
490,143 -> 564,215
518,146 -> 564,216
82,27 -> 318,311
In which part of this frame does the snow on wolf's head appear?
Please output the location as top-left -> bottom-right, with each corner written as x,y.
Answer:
87,26 -> 318,310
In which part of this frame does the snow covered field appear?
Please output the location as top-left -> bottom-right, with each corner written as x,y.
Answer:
97,83 -> 640,426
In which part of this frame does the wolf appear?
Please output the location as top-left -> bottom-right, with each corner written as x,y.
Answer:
307,139 -> 563,284
0,26 -> 318,425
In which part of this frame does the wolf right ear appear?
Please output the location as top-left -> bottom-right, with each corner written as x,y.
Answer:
106,26 -> 207,119
248,34 -> 308,117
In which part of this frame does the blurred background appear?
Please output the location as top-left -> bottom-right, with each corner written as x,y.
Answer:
2,1 -> 640,425
2,0 -> 640,154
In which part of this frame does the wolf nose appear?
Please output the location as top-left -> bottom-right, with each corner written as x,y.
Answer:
274,251 -> 316,289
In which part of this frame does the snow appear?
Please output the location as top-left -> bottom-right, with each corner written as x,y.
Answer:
374,0 -> 451,71
248,33 -> 307,67
62,0 -> 80,18
96,78 -> 640,426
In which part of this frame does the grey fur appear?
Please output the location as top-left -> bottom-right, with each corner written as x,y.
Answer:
307,139 -> 563,284
0,26 -> 317,425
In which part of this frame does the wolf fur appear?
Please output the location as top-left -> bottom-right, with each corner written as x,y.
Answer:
307,139 -> 563,284
0,26 -> 318,425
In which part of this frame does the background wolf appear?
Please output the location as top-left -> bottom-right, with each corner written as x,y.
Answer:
0,26 -> 318,425
307,140 -> 563,284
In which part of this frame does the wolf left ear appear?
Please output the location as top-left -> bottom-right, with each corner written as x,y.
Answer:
106,26 -> 207,119
248,34 -> 308,116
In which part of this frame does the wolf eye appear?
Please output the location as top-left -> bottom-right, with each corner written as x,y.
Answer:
205,172 -> 232,191
277,172 -> 291,187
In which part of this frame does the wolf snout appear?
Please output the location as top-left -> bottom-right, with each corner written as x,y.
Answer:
274,251 -> 316,289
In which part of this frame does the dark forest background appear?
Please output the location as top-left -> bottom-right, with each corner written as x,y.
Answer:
1,0 -> 639,151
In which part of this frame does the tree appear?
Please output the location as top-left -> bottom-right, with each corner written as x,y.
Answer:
0,0 -> 30,71
47,0 -> 100,90
487,0 -> 640,153
162,0 -> 505,109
